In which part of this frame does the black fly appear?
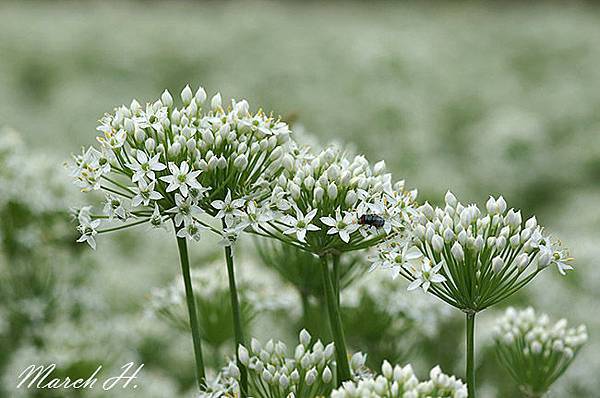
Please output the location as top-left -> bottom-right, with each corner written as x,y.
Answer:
358,214 -> 385,228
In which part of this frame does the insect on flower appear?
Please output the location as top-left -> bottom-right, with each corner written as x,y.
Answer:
358,214 -> 385,228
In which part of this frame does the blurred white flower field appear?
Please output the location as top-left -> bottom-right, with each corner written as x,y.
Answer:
0,1 -> 599,397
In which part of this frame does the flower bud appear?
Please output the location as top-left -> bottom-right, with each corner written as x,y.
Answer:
302,369 -> 317,386
486,196 -> 497,214
181,85 -> 193,106
345,190 -> 357,206
496,236 -> 507,250
350,352 -> 366,371
160,89 -> 173,108
322,367 -> 333,383
234,154 -> 248,169
327,183 -> 338,200
250,338 -> 261,353
474,235 -> 484,251
134,128 -> 145,143
144,138 -> 156,152
509,234 -> 520,249
195,86 -> 207,104
536,250 -> 552,269
281,154 -> 294,171
457,230 -> 468,245
492,256 -> 504,273
382,360 -> 393,379
451,242 -> 464,262
443,227 -> 454,243
431,235 -> 444,253
168,142 -> 181,157
374,160 -> 386,175
290,183 -> 301,200
314,187 -> 324,203
300,353 -> 311,369
262,369 -> 273,383
238,345 -> 250,366
299,329 -> 311,347
506,209 -> 522,229
283,369 -> 297,385
211,92 -> 222,110
228,362 -> 240,379
496,196 -> 507,213
324,343 -> 335,359
217,156 -> 227,169
207,156 -> 218,171
515,253 -> 529,270
445,191 -> 458,207
414,225 -> 426,241
421,202 -> 435,219
279,374 -> 289,389
525,216 -> 537,229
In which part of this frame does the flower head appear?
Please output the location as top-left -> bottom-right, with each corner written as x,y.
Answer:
371,192 -> 573,312
494,307 -> 587,396
332,361 -> 467,398
67,85 -> 295,246
261,145 -> 415,255
200,330 -> 339,398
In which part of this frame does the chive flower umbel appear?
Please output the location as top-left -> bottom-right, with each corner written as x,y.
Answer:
69,85 -> 293,248
261,144 -> 415,256
493,307 -> 587,398
369,191 -> 574,398
331,361 -> 467,398
68,85 -> 296,393
148,261 -> 294,360
257,144 -> 415,383
371,192 -> 572,311
200,329 -> 354,398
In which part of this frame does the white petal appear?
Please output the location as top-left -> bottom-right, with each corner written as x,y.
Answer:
407,279 -> 422,291
320,217 -> 336,226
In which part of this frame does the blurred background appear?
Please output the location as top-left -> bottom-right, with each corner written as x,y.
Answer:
0,1 -> 599,397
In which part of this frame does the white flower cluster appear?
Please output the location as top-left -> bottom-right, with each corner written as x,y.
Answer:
68,85 -> 294,248
342,268 -> 453,339
148,261 -> 295,336
0,128 -> 71,216
332,361 -> 467,398
201,330 -> 358,398
370,191 -> 572,311
493,307 -> 587,396
264,144 -> 416,255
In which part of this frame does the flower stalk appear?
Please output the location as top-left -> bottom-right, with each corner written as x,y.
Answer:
320,255 -> 351,384
222,231 -> 248,398
466,312 -> 476,398
175,230 -> 206,388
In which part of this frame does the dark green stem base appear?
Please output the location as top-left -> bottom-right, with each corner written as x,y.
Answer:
466,312 -> 476,398
175,233 -> 206,389
320,255 -> 351,384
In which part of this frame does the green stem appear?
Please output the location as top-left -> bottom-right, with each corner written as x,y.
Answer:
466,312 -> 476,398
222,221 -> 248,398
332,254 -> 340,307
301,290 -> 311,328
174,230 -> 206,389
320,255 -> 351,384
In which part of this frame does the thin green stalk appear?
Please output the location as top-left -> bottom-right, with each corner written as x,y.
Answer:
300,290 -> 311,328
332,254 -> 340,307
320,255 -> 351,384
466,312 -> 476,398
222,220 -> 248,398
174,229 -> 206,389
